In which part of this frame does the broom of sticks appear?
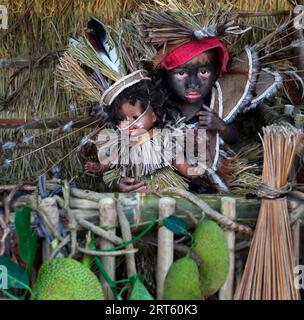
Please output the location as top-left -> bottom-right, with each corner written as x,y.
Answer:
235,125 -> 302,300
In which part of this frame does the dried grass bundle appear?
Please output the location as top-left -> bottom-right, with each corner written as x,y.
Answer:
56,52 -> 103,102
230,143 -> 263,193
103,167 -> 188,192
235,125 -> 302,300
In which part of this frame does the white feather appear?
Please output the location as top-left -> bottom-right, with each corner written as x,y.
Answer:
96,51 -> 120,73
69,37 -> 79,46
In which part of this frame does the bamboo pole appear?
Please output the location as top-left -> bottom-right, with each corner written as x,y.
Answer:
13,190 -> 262,223
99,197 -> 117,300
157,197 -> 176,300
219,197 -> 236,300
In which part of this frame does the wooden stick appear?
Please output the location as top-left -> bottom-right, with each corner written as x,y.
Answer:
117,200 -> 137,278
219,197 -> 236,300
235,10 -> 291,17
69,209 -> 99,221
38,197 -> 60,234
37,207 -> 62,240
99,198 -> 117,300
50,235 -> 71,259
78,247 -> 138,256
70,188 -> 114,202
0,117 -> 97,129
75,215 -> 123,245
4,186 -> 22,224
0,216 -> 9,256
56,197 -> 99,210
157,197 -> 176,300
38,197 -> 61,260
163,188 -> 252,235
63,180 -> 77,258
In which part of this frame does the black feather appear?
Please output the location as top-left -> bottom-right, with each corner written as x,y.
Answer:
87,17 -> 111,60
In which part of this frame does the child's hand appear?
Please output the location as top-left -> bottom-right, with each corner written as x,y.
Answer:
85,162 -> 107,173
196,105 -> 239,144
195,105 -> 226,132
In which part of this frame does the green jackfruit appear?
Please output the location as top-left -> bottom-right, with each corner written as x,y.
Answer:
163,257 -> 203,300
32,258 -> 104,300
193,220 -> 229,296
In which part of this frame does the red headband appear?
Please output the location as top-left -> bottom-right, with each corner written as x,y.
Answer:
159,38 -> 229,73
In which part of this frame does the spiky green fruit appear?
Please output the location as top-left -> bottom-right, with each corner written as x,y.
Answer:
193,220 -> 229,296
163,257 -> 203,300
32,258 -> 104,300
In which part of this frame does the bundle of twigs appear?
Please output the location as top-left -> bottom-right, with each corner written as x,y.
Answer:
235,125 -> 302,300
56,52 -> 103,103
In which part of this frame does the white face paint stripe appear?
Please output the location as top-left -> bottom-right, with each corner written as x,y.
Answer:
210,86 -> 216,110
212,82 -> 223,171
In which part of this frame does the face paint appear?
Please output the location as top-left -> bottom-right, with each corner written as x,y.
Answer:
118,99 -> 157,136
166,51 -> 217,105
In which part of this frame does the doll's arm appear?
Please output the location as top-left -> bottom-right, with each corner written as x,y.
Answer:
85,162 -> 110,173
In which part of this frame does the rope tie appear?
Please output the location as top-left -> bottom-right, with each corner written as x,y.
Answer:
257,182 -> 292,199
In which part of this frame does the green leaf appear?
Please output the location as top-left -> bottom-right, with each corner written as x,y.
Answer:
163,215 -> 190,236
15,206 -> 37,277
129,275 -> 154,300
0,256 -> 29,289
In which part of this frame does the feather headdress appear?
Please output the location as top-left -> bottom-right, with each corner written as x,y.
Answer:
58,17 -> 150,107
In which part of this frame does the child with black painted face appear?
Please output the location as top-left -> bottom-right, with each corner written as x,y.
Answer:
162,40 -> 238,143
158,38 -> 239,192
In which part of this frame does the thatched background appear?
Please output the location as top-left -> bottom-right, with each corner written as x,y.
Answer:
0,0 -> 297,189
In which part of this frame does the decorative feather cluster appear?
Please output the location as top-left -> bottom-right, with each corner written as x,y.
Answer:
138,7 -> 249,50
